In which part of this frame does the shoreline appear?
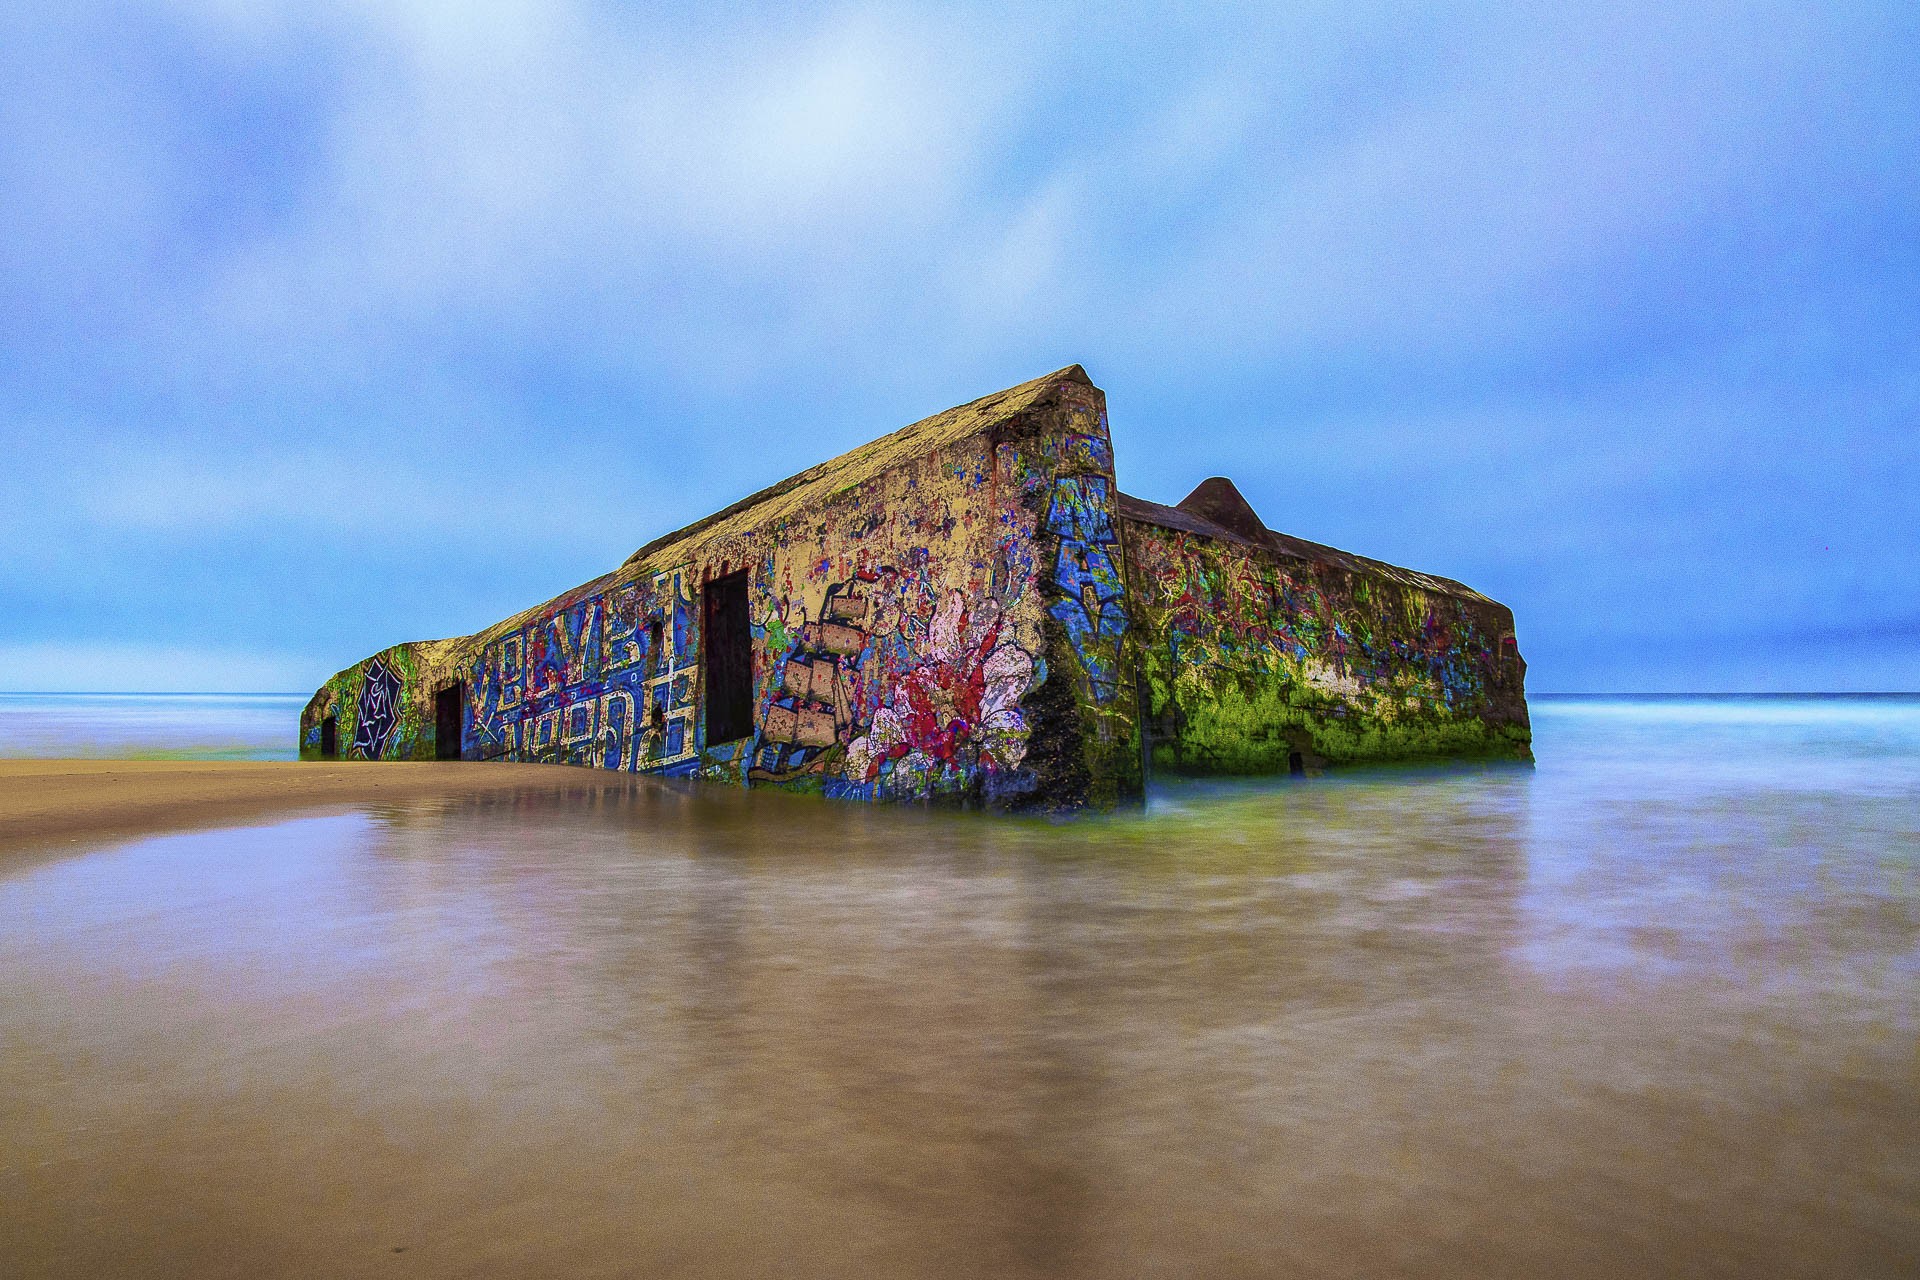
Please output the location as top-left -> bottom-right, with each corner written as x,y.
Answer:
0,759 -> 655,856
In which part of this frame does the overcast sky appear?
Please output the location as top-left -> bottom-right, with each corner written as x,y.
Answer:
2,0 -> 1915,693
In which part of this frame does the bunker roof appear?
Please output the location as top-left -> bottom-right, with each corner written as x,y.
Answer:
620,364 -> 1095,572
411,365 -> 1494,667
1116,480 -> 1494,605
457,365 -> 1096,653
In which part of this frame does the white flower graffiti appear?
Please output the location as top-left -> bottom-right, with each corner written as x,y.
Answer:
845,590 -> 1034,782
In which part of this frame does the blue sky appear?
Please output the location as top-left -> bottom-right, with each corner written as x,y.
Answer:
2,0 -> 1915,694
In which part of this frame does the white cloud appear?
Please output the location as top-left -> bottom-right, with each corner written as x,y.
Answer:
1112,1 -> 1898,362
3,1 -> 1914,691
170,0 -> 1029,378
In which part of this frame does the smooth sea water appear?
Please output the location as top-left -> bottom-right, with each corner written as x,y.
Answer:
0,692 -> 306,760
1,697 -> 1916,1278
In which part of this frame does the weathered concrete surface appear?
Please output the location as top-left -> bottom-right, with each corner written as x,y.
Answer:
1121,483 -> 1530,774
302,369 -> 1528,808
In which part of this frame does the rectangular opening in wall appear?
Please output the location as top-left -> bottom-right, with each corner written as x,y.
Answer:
703,570 -> 753,745
435,682 -> 464,760
320,715 -> 337,759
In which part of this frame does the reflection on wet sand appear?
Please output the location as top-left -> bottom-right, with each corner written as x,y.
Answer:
2,701 -> 1917,1278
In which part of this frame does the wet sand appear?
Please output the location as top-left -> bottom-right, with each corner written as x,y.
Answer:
2,702 -> 1917,1278
0,759 -> 648,855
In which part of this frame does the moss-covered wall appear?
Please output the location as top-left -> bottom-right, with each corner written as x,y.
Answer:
1121,519 -> 1530,774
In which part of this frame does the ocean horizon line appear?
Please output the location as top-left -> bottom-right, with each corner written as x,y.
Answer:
0,691 -> 310,699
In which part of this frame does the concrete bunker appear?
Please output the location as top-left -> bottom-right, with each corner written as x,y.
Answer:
300,367 -> 1531,810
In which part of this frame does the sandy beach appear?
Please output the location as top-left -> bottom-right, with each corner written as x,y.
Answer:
0,759 -> 650,855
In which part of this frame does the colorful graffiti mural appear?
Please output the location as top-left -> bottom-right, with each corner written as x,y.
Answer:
300,641 -> 447,763
458,567 -> 701,772
751,577 -> 871,783
738,547 -> 1044,802
349,656 -> 402,759
1044,471 -> 1128,702
827,582 -> 1036,797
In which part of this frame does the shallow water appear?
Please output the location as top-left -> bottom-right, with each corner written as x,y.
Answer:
0,692 -> 305,760
2,698 -> 1916,1278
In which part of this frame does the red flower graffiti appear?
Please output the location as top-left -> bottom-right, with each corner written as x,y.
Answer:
846,591 -> 1033,781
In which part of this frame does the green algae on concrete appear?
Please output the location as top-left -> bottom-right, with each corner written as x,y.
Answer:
1120,481 -> 1529,778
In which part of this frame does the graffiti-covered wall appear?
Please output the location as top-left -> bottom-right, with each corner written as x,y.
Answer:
992,377 -> 1143,807
301,367 -> 1145,810
1121,503 -> 1531,773
446,565 -> 700,771
300,364 -> 1529,807
300,639 -> 461,764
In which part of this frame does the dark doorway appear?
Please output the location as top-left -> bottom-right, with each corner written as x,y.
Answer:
1288,750 -> 1305,777
320,715 -> 337,759
435,682 -> 465,760
703,570 -> 753,745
